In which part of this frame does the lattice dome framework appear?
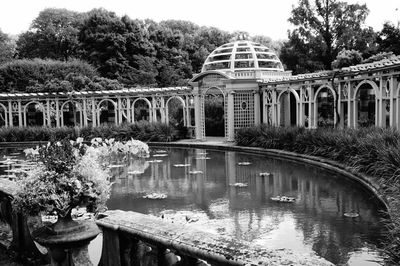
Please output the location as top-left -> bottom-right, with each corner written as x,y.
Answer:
201,40 -> 284,73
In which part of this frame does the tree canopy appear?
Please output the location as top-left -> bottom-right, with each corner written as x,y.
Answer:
7,5 -> 400,90
0,29 -> 15,64
17,8 -> 84,61
281,0 -> 374,74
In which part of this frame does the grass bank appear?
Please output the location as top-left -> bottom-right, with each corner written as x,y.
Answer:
0,122 -> 187,143
236,125 -> 400,263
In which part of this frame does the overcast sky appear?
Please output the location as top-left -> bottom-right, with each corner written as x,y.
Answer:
0,0 -> 399,40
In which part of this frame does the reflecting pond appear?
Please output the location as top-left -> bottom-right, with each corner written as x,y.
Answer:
0,146 -> 386,265
106,147 -> 385,266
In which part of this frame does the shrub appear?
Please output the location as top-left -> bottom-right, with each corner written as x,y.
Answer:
0,122 -> 185,143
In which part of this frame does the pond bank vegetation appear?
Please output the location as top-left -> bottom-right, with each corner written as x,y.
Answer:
236,125 -> 400,264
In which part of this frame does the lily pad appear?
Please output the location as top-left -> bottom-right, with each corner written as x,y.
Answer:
259,172 -> 271,177
229,183 -> 248,188
174,164 -> 190,167
128,170 -> 144,175
147,160 -> 163,163
153,154 -> 168,157
238,162 -> 252,166
189,170 -> 203,174
143,193 -> 167,200
107,164 -> 125,168
344,212 -> 359,218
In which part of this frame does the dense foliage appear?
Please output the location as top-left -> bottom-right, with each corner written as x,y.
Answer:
8,8 -> 285,89
281,0 -> 378,73
0,122 -> 185,142
0,59 -> 97,92
236,125 -> 400,263
0,28 -> 15,65
16,9 -> 85,61
331,49 -> 362,69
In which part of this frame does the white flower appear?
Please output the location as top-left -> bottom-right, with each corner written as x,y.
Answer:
74,180 -> 82,189
76,137 -> 84,144
56,141 -> 62,146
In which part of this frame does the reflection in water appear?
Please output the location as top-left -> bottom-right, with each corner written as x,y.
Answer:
107,147 -> 385,265
0,147 -> 385,265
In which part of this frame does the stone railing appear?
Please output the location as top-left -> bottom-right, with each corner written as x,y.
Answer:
96,210 -> 332,266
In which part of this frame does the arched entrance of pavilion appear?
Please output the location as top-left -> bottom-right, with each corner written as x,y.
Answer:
314,86 -> 336,128
61,101 -> 82,127
203,87 -> 225,137
166,96 -> 186,127
354,81 -> 377,128
277,89 -> 299,127
132,98 -> 151,123
23,101 -> 45,126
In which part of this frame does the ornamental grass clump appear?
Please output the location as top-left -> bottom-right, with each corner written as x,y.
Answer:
13,138 -> 111,218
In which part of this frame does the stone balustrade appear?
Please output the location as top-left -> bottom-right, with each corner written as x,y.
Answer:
0,179 -> 47,262
96,210 -> 332,266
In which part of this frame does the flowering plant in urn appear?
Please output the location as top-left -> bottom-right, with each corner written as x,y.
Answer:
13,138 -> 111,218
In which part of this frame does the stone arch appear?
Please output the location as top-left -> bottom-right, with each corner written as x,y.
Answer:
23,101 -> 45,126
0,103 -> 7,126
97,99 -> 117,125
353,80 -> 378,127
202,86 -> 226,137
60,100 -> 82,127
314,85 -> 336,127
277,89 -> 299,127
165,96 -> 186,126
353,80 -> 379,100
132,97 -> 152,123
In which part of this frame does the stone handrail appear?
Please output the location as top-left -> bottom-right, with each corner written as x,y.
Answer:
96,210 -> 332,266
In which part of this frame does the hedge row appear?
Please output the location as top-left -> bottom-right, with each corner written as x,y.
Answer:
0,122 -> 186,143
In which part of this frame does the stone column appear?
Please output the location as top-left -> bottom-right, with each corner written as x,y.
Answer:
194,93 -> 203,140
117,97 -> 122,125
46,99 -> 51,127
8,101 -> 13,127
126,97 -> 131,123
389,77 -> 395,127
91,98 -> 97,127
17,100 -> 23,127
82,99 -> 88,127
347,82 -> 353,128
55,100 -> 60,128
227,91 -> 235,142
253,90 -> 260,126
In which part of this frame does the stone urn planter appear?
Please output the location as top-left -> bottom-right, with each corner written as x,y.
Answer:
32,212 -> 100,266
12,138 -> 149,265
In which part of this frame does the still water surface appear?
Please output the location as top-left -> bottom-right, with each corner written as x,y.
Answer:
107,147 -> 385,266
0,146 -> 385,265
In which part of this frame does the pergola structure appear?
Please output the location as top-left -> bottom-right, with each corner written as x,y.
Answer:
1,40 -> 400,142
261,58 -> 400,130
0,87 -> 194,129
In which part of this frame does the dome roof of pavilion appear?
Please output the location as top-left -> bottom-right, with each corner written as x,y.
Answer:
201,40 -> 284,74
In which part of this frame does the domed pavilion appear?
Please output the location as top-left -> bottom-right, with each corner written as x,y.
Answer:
189,40 -> 292,141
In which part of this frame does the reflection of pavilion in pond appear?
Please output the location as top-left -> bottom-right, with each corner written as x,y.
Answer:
1,40 -> 400,142
108,148 -> 383,265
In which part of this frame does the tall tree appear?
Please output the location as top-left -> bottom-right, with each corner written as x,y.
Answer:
0,29 -> 15,64
378,22 -> 400,55
17,8 -> 84,61
281,0 -> 370,73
